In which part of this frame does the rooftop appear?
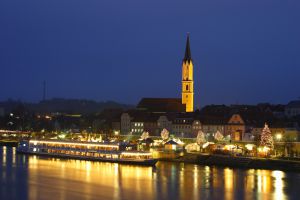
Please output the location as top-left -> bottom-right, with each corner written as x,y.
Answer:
137,98 -> 185,113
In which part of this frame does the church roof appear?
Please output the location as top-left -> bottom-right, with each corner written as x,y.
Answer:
137,98 -> 186,112
183,33 -> 192,62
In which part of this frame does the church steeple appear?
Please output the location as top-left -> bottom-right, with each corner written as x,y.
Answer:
184,33 -> 192,61
181,33 -> 194,112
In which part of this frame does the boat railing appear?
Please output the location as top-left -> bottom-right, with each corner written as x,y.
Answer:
31,144 -> 119,151
31,146 -> 121,155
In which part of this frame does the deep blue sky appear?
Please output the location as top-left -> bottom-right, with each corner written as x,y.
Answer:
0,0 -> 299,107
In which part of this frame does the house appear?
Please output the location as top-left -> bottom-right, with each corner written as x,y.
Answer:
172,117 -> 201,138
226,114 -> 245,141
285,100 -> 300,118
137,98 -> 185,113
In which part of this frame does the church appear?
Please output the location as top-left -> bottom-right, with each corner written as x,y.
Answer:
137,34 -> 195,113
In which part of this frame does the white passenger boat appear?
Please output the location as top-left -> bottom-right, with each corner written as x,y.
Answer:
17,139 -> 157,166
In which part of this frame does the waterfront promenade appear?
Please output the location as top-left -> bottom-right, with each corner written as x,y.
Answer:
1,139 -> 300,172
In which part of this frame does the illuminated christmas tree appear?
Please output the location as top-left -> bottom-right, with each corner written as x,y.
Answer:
161,128 -> 169,141
214,130 -> 224,141
141,131 -> 149,140
260,123 -> 274,149
196,130 -> 206,144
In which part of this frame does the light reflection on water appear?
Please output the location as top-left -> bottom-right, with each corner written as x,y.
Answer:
0,146 -> 299,200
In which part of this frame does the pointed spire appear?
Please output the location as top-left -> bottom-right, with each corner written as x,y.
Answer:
183,33 -> 192,61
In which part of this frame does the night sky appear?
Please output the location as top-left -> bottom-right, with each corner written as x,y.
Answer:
0,0 -> 299,107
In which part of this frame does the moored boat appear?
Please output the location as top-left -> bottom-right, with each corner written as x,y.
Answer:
17,139 -> 157,166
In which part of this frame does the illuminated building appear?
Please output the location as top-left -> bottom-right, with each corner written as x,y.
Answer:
181,33 -> 194,112
135,34 -> 195,113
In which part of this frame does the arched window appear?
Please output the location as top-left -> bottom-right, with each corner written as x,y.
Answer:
186,85 -> 189,91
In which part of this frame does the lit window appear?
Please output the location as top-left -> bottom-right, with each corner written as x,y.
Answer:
33,148 -> 37,152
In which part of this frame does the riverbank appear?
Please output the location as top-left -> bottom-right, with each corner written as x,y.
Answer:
1,142 -> 299,171
159,153 -> 300,172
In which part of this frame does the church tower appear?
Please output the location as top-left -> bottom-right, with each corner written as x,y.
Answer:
181,33 -> 194,112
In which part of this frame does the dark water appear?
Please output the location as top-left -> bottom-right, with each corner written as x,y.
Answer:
1,146 -> 300,200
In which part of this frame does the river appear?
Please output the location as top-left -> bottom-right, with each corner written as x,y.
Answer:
1,146 -> 299,200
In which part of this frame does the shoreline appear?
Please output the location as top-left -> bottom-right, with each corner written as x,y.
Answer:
1,142 -> 299,171
159,153 -> 300,172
